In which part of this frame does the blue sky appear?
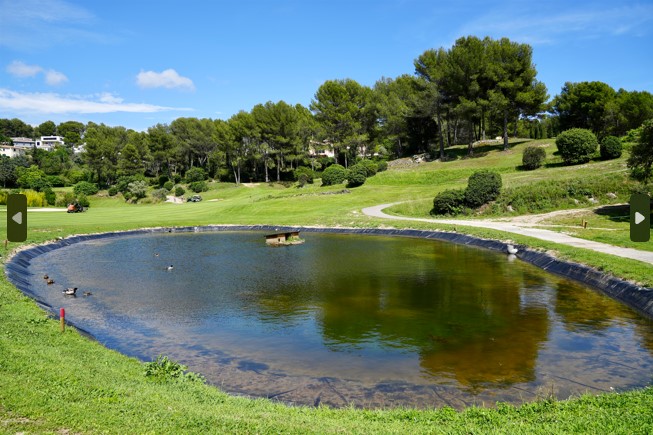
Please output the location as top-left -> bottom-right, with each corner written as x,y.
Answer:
1,0 -> 652,132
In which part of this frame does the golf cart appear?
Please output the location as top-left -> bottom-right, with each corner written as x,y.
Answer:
67,202 -> 85,213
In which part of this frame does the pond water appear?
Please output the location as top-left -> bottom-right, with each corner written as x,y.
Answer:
24,231 -> 653,409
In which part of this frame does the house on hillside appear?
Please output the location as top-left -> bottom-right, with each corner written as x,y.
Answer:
35,135 -> 65,151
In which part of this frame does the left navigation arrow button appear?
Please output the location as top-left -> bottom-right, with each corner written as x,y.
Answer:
12,212 -> 22,225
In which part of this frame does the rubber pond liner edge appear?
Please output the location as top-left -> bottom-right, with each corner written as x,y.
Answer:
5,224 -> 653,322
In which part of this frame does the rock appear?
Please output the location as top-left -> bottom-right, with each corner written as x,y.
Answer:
606,192 -> 617,199
507,205 -> 514,212
588,197 -> 598,204
573,199 -> 580,204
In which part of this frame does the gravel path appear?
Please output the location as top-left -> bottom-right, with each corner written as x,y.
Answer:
362,203 -> 653,265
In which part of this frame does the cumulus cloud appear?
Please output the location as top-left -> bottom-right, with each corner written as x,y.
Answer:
0,88 -> 192,114
6,60 -> 43,77
136,69 -> 195,91
6,60 -> 68,86
44,69 -> 68,85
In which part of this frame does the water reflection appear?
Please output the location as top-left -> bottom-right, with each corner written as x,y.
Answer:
24,231 -> 653,408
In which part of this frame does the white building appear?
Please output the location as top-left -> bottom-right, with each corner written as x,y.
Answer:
10,137 -> 36,148
35,135 -> 65,151
0,145 -> 27,158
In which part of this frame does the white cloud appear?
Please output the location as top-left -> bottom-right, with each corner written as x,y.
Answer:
98,92 -> 124,104
44,69 -> 68,85
136,69 -> 195,91
0,88 -> 192,114
6,61 -> 68,86
6,60 -> 43,77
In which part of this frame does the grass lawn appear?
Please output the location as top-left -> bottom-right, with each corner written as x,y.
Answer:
2,138 -> 653,433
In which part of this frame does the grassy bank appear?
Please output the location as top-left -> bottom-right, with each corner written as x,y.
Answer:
2,139 -> 653,433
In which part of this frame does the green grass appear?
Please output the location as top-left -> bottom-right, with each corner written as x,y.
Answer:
2,138 -> 653,433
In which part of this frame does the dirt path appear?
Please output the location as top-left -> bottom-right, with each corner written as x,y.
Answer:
362,203 -> 653,265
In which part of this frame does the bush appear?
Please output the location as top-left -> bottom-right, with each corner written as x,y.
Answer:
432,189 -> 466,215
359,160 -> 378,177
77,194 -> 90,208
185,167 -> 206,183
127,180 -> 148,200
522,146 -> 547,170
465,170 -> 502,208
108,186 -> 119,196
151,188 -> 168,201
116,175 -> 146,194
23,190 -> 47,207
189,181 -> 208,193
294,166 -> 314,184
144,355 -> 205,384
55,192 -> 76,207
174,186 -> 185,197
321,164 -> 347,186
376,161 -> 388,172
555,128 -> 598,165
66,169 -> 89,184
73,181 -> 99,196
346,164 -> 367,187
46,175 -> 67,187
43,187 -> 56,206
158,175 -> 169,187
600,136 -> 622,160
163,181 -> 174,191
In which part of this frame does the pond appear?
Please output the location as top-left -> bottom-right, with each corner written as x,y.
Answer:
21,231 -> 653,409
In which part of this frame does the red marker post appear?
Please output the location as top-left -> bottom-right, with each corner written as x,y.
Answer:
60,308 -> 65,332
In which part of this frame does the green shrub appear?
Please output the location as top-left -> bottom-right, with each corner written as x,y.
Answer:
144,355 -> 205,384
359,160 -> 378,177
174,186 -> 185,197
346,164 -> 367,187
600,135 -> 622,160
127,181 -> 148,200
185,167 -> 206,183
432,189 -> 466,215
158,175 -> 169,187
46,175 -> 67,187
464,170 -> 502,208
376,161 -> 388,172
23,190 -> 47,207
108,186 -> 119,196
0,190 -> 7,205
163,181 -> 174,191
73,181 -> 99,196
55,192 -> 76,207
66,169 -> 88,184
116,175 -> 146,194
522,146 -> 547,170
189,181 -> 208,193
555,128 -> 598,165
628,119 -> 653,183
321,164 -> 347,186
77,194 -> 90,208
43,187 -> 56,206
294,166 -> 314,184
151,188 -> 168,201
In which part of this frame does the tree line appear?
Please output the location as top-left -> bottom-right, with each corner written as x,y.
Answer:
1,35 -> 652,188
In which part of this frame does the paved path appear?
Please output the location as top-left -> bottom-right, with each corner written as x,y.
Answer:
362,203 -> 653,266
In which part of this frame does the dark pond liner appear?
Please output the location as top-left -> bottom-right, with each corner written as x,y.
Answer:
6,224 -> 653,323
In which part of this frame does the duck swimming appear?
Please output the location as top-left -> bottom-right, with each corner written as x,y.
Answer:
507,244 -> 518,255
43,274 -> 49,280
167,265 -> 174,271
47,279 -> 55,285
83,291 -> 92,297
63,287 -> 77,296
